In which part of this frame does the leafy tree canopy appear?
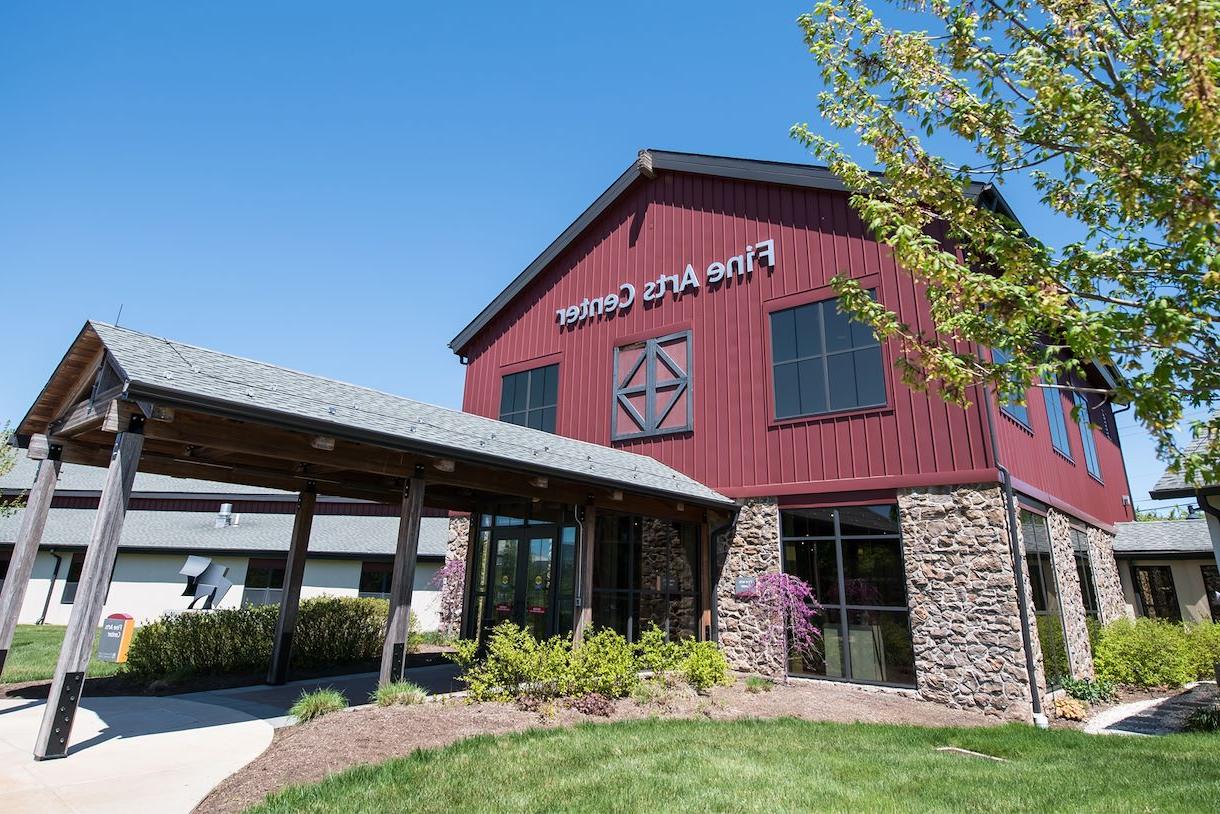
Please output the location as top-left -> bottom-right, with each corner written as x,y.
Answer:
793,0 -> 1219,484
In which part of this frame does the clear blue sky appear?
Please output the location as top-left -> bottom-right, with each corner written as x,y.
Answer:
0,2 -> 1200,513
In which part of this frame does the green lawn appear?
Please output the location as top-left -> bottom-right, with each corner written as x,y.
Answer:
2,624 -> 124,684
246,718 -> 1220,814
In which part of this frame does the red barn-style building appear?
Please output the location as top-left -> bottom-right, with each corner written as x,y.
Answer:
449,150 -> 1134,719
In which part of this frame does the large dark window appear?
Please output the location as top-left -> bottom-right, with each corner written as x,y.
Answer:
1043,384 -> 1072,458
1132,565 -> 1181,621
612,331 -> 692,440
592,514 -> 701,641
1073,393 -> 1102,479
242,558 -> 286,607
1021,510 -> 1070,685
992,349 -> 1031,427
60,552 -> 86,604
781,505 -> 915,688
1070,528 -> 1099,619
1202,565 -> 1220,623
770,296 -> 885,420
499,364 -> 558,432
358,561 -> 392,599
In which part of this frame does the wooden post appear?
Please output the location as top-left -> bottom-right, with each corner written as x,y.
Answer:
379,470 -> 425,686
573,503 -> 597,643
0,442 -> 62,677
267,482 -> 317,685
34,417 -> 143,760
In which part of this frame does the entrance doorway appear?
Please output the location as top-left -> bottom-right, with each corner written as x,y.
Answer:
472,516 -> 576,641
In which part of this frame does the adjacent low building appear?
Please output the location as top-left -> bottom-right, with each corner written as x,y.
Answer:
0,457 -> 450,629
1114,519 -> 1220,624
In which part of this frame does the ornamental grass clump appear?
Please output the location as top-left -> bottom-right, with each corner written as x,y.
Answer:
290,688 -> 348,723
371,681 -> 428,707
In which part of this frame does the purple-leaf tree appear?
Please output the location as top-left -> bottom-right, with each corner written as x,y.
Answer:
430,558 -> 465,637
741,572 -> 822,680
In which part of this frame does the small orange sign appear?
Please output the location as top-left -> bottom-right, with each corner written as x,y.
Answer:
97,613 -> 135,663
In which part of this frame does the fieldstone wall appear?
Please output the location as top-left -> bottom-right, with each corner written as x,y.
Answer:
441,514 -> 472,637
713,497 -> 783,676
1046,509 -> 1094,678
898,485 -> 1035,719
1087,526 -> 1128,623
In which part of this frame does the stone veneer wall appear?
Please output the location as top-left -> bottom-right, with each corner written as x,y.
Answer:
441,514 -> 472,637
1086,526 -> 1127,623
713,497 -> 782,676
899,485 -> 1036,719
1045,509 -> 1094,678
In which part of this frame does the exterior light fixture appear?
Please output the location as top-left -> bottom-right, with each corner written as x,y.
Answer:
311,435 -> 336,451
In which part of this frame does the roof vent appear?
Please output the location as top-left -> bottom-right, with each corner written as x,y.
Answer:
215,503 -> 240,528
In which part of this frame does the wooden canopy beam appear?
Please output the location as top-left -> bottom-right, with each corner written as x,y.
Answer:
379,472 -> 426,686
267,484 -> 317,685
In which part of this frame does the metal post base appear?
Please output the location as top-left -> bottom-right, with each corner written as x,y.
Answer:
35,671 -> 85,760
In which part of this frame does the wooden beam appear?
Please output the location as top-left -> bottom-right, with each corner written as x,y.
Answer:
0,450 -> 61,677
34,416 -> 144,760
380,473 -> 426,686
267,484 -> 317,685
573,503 -> 597,643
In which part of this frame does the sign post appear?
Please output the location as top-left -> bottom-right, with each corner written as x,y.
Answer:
96,614 -> 134,664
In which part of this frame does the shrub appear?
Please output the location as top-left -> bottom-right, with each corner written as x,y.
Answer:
462,624 -> 575,701
1061,676 -> 1118,704
1184,704 -> 1220,733
371,681 -> 428,707
679,640 -> 730,693
744,675 -> 774,694
1036,614 -> 1071,685
1093,618 -> 1194,688
126,597 -> 396,679
1053,696 -> 1089,721
635,625 -> 684,674
1185,622 -> 1220,681
570,693 -> 615,717
290,688 -> 348,723
571,628 -> 639,697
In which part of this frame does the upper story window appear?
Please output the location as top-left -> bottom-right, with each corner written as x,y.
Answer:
1073,393 -> 1102,479
770,296 -> 884,420
1042,382 -> 1072,458
612,331 -> 692,441
991,348 -> 1031,428
499,364 -> 558,432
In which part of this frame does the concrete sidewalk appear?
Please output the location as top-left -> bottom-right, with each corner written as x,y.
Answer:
0,695 -> 273,814
1085,682 -> 1217,736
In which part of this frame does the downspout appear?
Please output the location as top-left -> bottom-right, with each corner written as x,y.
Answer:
978,375 -> 1048,728
37,550 -> 63,625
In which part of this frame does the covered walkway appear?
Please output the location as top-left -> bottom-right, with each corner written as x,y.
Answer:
0,321 -> 734,759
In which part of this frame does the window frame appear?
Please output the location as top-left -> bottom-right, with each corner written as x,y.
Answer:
498,362 -> 559,433
766,292 -> 888,423
779,504 -> 916,689
241,557 -> 287,607
1131,564 -> 1181,621
1042,383 -> 1073,460
1072,393 -> 1103,481
1070,527 -> 1099,620
992,348 -> 1033,431
1201,564 -> 1220,624
611,330 -> 693,441
358,560 -> 393,599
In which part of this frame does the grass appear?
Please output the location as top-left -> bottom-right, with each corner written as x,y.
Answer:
369,681 -> 428,707
2,624 -> 125,684
289,688 -> 348,723
245,718 -> 1220,814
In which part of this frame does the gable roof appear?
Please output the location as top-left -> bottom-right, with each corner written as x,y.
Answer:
14,322 -> 733,510
1113,519 -> 1216,556
0,505 -> 449,558
447,149 -> 1018,355
1150,419 -> 1218,498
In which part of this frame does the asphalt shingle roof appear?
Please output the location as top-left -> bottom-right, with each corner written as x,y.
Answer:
1150,420 -> 1217,497
0,506 -> 449,558
1113,520 -> 1216,556
88,322 -> 732,508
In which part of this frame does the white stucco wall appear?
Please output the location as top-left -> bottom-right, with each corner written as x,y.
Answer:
1118,557 -> 1217,624
13,551 -> 443,630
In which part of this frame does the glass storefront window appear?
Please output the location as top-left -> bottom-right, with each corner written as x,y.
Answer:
781,504 -> 915,688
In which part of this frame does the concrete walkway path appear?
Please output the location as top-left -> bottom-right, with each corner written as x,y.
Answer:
0,663 -> 463,814
0,695 -> 273,814
1084,682 -> 1217,736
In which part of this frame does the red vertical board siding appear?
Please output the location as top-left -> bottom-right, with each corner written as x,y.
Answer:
459,172 -> 1131,525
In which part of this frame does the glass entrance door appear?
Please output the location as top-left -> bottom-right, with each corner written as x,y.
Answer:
482,527 -> 559,639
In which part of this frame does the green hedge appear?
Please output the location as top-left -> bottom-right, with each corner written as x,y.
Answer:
1092,617 -> 1219,689
126,596 -> 412,679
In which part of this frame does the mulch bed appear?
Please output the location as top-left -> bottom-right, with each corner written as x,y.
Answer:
194,676 -> 1000,814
